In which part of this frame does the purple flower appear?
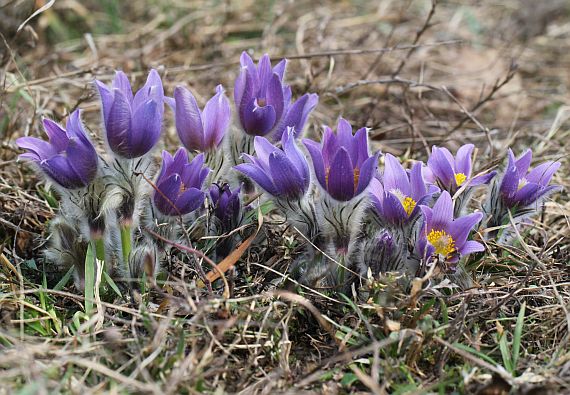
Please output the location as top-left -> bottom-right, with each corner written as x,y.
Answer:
167,85 -> 231,152
209,183 -> 241,230
153,149 -> 210,216
500,149 -> 561,208
427,144 -> 496,191
95,69 -> 164,158
369,154 -> 437,224
234,128 -> 310,198
303,118 -> 379,202
16,110 -> 98,189
234,52 -> 318,140
419,191 -> 484,262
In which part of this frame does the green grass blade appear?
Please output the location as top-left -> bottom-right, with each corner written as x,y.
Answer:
452,342 -> 498,366
103,271 -> 122,298
53,266 -> 74,291
84,242 -> 95,315
512,302 -> 526,372
498,332 -> 513,374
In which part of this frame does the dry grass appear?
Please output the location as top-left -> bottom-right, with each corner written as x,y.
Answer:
0,0 -> 569,393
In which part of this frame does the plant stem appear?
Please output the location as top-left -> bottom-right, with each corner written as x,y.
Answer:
120,223 -> 132,277
84,242 -> 96,315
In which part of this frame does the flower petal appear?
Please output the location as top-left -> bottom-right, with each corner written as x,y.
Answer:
430,191 -> 454,230
130,99 -> 162,157
428,146 -> 455,187
203,85 -> 231,149
112,71 -> 133,103
175,188 -> 205,215
459,240 -> 485,255
526,161 -> 560,185
269,150 -> 306,197
234,163 -> 277,195
327,148 -> 355,201
242,99 -> 276,136
154,174 -> 182,215
16,136 -> 57,161
174,86 -> 204,151
454,144 -> 474,178
448,212 -> 483,249
42,155 -> 87,189
515,148 -> 532,177
356,152 -> 379,195
106,89 -> 133,157
470,170 -> 497,186
282,128 -> 309,183
95,80 -> 114,122
410,161 -> 428,200
383,153 -> 410,197
303,138 -> 326,188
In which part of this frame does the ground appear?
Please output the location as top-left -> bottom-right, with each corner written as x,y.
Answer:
0,1 -> 569,394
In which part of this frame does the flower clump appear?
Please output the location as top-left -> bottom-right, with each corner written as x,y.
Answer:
16,52 -> 561,298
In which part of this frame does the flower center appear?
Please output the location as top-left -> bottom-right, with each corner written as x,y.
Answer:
455,172 -> 467,186
325,166 -> 330,187
389,188 -> 417,216
426,229 -> 455,256
257,98 -> 267,107
402,197 -> 416,216
353,167 -> 360,191
517,178 -> 527,190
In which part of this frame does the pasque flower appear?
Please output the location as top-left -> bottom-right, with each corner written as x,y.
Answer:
17,110 -> 98,189
369,154 -> 438,224
153,148 -> 210,216
427,144 -> 496,191
209,183 -> 242,230
168,85 -> 231,152
234,128 -> 310,198
304,118 -> 379,202
500,148 -> 561,208
95,69 -> 164,158
419,191 -> 484,262
234,52 -> 318,140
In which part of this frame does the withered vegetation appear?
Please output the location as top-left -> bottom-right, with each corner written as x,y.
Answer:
0,1 -> 568,393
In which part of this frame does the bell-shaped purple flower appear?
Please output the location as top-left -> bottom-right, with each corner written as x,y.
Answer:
303,118 -> 379,202
427,144 -> 496,192
500,149 -> 561,208
153,149 -> 210,216
17,110 -> 98,189
234,52 -> 318,140
168,85 -> 231,152
234,128 -> 310,198
95,69 -> 164,158
209,183 -> 242,230
370,154 -> 438,224
419,191 -> 484,263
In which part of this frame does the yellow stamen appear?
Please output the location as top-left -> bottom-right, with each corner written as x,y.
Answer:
325,167 -> 331,187
353,167 -> 360,191
390,188 -> 417,216
517,178 -> 527,191
455,173 -> 467,186
402,197 -> 416,216
426,229 -> 455,256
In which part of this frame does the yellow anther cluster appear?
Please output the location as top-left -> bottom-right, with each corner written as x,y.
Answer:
426,229 -> 455,256
402,197 -> 416,216
454,172 -> 467,186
